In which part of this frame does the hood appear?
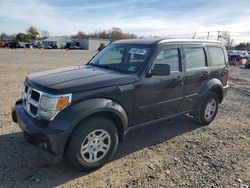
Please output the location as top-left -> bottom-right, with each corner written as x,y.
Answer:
26,65 -> 134,93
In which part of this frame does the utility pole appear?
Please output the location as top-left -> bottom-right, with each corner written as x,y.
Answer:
217,31 -> 221,41
192,32 -> 196,39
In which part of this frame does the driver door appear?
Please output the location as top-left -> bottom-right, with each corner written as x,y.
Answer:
134,46 -> 184,125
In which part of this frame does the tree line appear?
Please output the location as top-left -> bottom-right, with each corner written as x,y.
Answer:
71,27 -> 137,40
0,26 -> 138,42
0,27 -> 49,42
1,27 -> 249,50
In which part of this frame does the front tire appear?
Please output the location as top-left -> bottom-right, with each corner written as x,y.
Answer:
66,116 -> 119,171
195,92 -> 219,125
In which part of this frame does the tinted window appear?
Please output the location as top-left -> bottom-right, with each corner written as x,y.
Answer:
154,49 -> 180,72
99,47 -> 123,64
90,45 -> 150,73
208,47 -> 225,66
184,48 -> 206,69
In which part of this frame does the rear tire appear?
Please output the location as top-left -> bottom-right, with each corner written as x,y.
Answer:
195,92 -> 219,125
66,116 -> 119,171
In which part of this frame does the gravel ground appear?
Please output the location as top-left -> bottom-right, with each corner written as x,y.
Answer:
0,49 -> 249,188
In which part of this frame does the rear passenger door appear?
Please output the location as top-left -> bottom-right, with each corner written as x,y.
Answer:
182,45 -> 211,109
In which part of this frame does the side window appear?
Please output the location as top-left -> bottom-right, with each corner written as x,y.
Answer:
154,48 -> 180,72
208,47 -> 225,66
184,47 -> 206,69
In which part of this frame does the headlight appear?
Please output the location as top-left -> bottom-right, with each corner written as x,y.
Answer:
39,94 -> 71,120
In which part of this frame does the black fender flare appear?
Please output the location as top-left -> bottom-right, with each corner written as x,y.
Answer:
50,98 -> 128,135
195,78 -> 224,108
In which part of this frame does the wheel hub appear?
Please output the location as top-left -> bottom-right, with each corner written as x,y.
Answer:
80,129 -> 111,163
204,99 -> 216,121
89,138 -> 102,152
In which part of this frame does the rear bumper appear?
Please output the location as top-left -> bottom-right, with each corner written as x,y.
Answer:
223,85 -> 229,99
12,100 -> 70,156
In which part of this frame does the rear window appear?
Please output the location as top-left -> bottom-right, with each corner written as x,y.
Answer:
184,47 -> 206,69
208,47 -> 226,66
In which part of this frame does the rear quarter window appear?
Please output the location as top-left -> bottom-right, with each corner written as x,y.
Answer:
208,47 -> 226,66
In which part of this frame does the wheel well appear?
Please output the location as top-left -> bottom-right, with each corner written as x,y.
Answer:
211,87 -> 223,103
96,111 -> 124,141
64,112 -> 125,154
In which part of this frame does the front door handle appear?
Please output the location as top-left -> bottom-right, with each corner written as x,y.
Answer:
175,76 -> 184,81
175,76 -> 184,86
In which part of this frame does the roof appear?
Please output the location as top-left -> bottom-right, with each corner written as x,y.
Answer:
113,39 -> 162,45
113,38 -> 221,46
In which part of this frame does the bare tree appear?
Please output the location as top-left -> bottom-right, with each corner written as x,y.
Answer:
40,30 -> 50,39
218,31 -> 234,49
71,28 -> 137,40
0,33 -> 8,40
26,26 -> 39,40
71,31 -> 87,39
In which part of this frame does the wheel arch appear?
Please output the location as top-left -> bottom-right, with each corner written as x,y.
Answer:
75,111 -> 126,141
193,78 -> 224,110
50,98 -> 129,154
210,86 -> 223,103
197,78 -> 224,103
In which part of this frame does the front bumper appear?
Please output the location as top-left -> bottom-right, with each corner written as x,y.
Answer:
12,100 -> 70,156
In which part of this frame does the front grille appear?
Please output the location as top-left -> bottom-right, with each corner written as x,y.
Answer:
22,83 -> 41,117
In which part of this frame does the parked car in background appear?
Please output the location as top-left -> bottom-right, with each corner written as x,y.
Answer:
50,44 -> 58,49
0,41 -> 6,48
228,50 -> 249,59
228,50 -> 249,65
44,45 -> 52,49
25,43 -> 33,48
12,39 -> 229,171
245,58 -> 250,68
64,42 -> 83,50
6,41 -> 23,49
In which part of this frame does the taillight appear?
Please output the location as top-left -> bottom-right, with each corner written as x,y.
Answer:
225,64 -> 229,85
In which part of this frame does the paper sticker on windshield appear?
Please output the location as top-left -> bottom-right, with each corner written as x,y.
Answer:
129,48 -> 147,55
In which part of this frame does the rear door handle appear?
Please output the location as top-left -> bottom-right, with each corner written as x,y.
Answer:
202,71 -> 210,75
201,71 -> 210,77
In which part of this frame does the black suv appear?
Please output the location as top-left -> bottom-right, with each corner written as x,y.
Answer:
12,39 -> 229,171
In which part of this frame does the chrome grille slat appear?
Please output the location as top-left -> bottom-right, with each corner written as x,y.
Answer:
29,98 -> 39,107
22,83 -> 40,117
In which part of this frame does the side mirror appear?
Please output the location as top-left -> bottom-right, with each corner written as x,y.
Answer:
151,64 -> 170,76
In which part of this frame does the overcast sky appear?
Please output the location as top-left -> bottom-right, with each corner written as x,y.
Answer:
1,0 -> 250,43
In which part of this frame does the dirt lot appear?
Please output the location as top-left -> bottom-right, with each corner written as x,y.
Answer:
0,49 -> 249,188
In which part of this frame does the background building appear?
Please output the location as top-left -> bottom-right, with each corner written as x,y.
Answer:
42,37 -> 110,50
78,38 -> 110,50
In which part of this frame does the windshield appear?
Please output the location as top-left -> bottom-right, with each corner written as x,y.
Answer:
89,44 -> 150,73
